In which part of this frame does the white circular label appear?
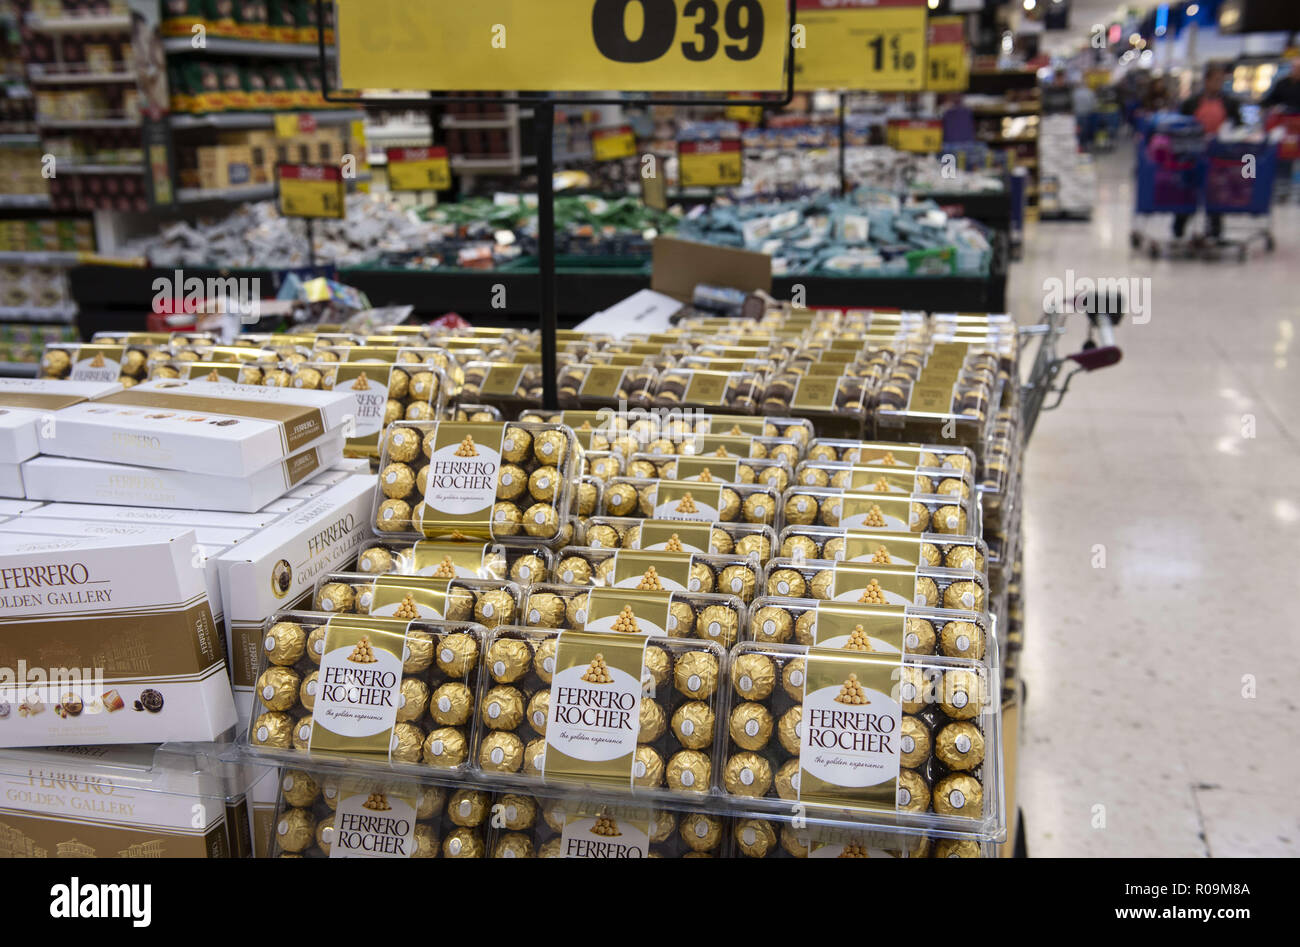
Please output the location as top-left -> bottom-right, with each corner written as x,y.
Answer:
488,701 -> 501,719
755,504 -> 766,516
681,719 -> 695,735
282,776 -> 295,790
689,578 -> 700,591
575,609 -> 588,623
947,514 -> 959,528
562,571 -> 574,584
789,669 -> 804,687
256,726 -> 269,742
492,660 -> 505,677
688,674 -> 702,691
276,819 -> 289,836
528,608 -> 540,623
680,770 -> 695,787
742,827 -> 756,844
534,511 -> 547,524
962,591 -> 974,608
905,633 -> 919,648
382,508 -> 395,520
707,622 -> 721,638
297,724 -> 309,741
481,602 -> 495,618
949,789 -> 966,808
694,822 -> 707,839
538,476 -> 550,489
796,499 -> 808,512
898,787 -> 912,806
744,719 -> 760,737
739,674 -> 753,692
312,639 -> 324,655
519,565 -> 532,580
956,635 -> 971,652
791,772 -> 800,790
491,747 -> 505,765
633,760 -> 646,778
321,826 -> 335,844
501,472 -> 513,485
437,697 -> 451,713
458,800 -> 471,816
901,683 -> 917,701
777,581 -> 790,595
263,635 -> 275,652
902,735 -> 915,753
667,614 -> 677,630
384,471 -> 397,484
909,510 -> 919,524
505,805 -> 518,821
543,657 -> 555,673
761,620 -> 775,638
494,510 -> 506,522
952,691 -> 969,708
740,767 -> 754,786
541,441 -> 554,455
532,710 -> 544,727
261,685 -> 275,699
955,734 -> 972,753
359,591 -> 372,610
448,838 -> 462,855
831,502 -> 841,516
731,578 -> 742,592
360,559 -> 374,572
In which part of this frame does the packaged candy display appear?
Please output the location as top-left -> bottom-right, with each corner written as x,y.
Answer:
776,525 -> 987,573
574,475 -> 604,522
629,452 -> 792,494
601,477 -> 779,528
520,583 -> 747,646
244,612 -> 487,777
556,362 -> 658,409
872,342 -> 1000,448
459,361 -> 566,411
779,485 -> 976,536
471,627 -> 726,798
792,460 -> 974,500
38,342 -> 132,385
804,438 -> 975,473
353,539 -> 554,585
649,369 -> 764,414
371,421 -> 578,544
578,516 -> 775,564
547,546 -> 760,604
728,814 -> 991,858
744,595 -> 991,662
718,642 -> 1002,836
758,559 -> 989,616
490,794 -> 727,857
313,572 -> 523,628
445,403 -> 504,423
758,370 -> 872,439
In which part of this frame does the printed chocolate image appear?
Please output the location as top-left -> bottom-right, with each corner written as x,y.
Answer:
869,545 -> 891,564
362,793 -> 391,811
636,566 -> 663,591
664,534 -> 684,552
0,701 -> 8,718
843,626 -> 877,653
351,372 -> 372,391
205,370 -> 221,382
392,595 -> 419,620
611,605 -> 640,634
271,559 -> 293,598
580,653 -> 613,684
858,579 -> 886,604
590,813 -> 621,837
864,505 -> 886,527
838,844 -> 871,857
18,698 -> 43,717
696,468 -> 715,482
834,674 -> 869,706
89,353 -> 107,368
56,693 -> 83,717
675,493 -> 698,514
103,689 -> 124,712
347,637 -> 378,664
140,689 -> 164,713
431,556 -> 457,578
454,435 -> 479,457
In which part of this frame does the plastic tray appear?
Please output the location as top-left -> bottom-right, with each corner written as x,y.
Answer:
549,545 -> 760,602
556,362 -> 658,409
780,486 -> 977,537
776,525 -> 987,574
628,451 -> 792,494
521,583 -> 748,647
805,438 -> 976,473
759,558 -> 990,616
579,516 -> 775,564
727,814 -> 992,858
602,477 -> 779,528
649,368 -> 764,414
353,539 -> 554,586
793,460 -> 974,500
313,571 -> 524,629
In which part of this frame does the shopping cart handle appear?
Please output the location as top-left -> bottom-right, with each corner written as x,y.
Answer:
1068,345 -> 1122,371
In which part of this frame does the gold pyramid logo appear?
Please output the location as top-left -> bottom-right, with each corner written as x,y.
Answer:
838,844 -> 870,857
591,813 -> 622,836
611,605 -> 640,634
348,636 -> 378,663
205,369 -> 221,382
393,594 -> 419,620
449,530 -> 469,541
454,435 -> 479,457
697,468 -> 714,482
728,425 -> 743,435
432,555 -> 457,578
879,451 -> 897,466
362,793 -> 391,811
90,353 -> 106,367
351,372 -> 371,390
664,533 -> 683,552
636,566 -> 663,590
858,580 -> 886,605
581,653 -> 613,684
864,504 -> 886,527
675,493 -> 698,514
843,625 -> 877,652
579,421 -> 593,430
834,673 -> 869,705
870,545 -> 891,564
713,447 -> 730,458
869,476 -> 891,493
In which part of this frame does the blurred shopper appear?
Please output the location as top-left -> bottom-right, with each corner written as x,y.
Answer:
1174,62 -> 1240,241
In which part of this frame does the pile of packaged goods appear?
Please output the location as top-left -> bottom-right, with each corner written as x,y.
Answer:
1,303 -> 1024,858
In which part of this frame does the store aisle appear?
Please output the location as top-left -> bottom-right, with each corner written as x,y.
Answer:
1008,149 -> 1300,857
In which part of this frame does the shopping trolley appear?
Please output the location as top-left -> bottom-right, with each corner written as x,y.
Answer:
1020,302 -> 1122,442
1129,113 -> 1206,259
1200,138 -> 1278,260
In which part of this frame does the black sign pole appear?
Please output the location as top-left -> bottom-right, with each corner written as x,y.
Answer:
839,91 -> 848,197
535,98 -> 558,411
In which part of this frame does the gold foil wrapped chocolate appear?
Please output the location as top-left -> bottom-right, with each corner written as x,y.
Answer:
632,745 -> 665,788
665,749 -> 710,792
639,697 -> 667,743
255,666 -> 300,712
933,773 -> 983,817
897,768 -> 930,812
734,818 -> 777,858
674,650 -> 718,700
696,605 -> 738,648
940,620 -> 985,660
251,711 -> 293,748
935,721 -> 985,771
430,681 -> 472,726
438,632 -> 481,677
442,827 -> 485,858
729,701 -> 774,751
264,622 -> 305,666
480,685 -> 525,731
275,807 -> 315,854
671,701 -> 715,750
423,726 -> 469,767
448,789 -> 490,826
724,751 -> 773,797
479,731 -> 525,772
731,652 -> 776,701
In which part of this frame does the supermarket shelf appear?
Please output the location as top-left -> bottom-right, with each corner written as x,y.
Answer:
451,156 -> 524,171
441,116 -> 513,130
27,68 -> 136,85
57,164 -> 145,175
0,251 -> 82,265
0,304 -> 76,322
169,109 -> 364,131
0,362 -> 38,378
25,14 -> 131,34
175,172 -> 371,204
37,117 -> 139,129
0,134 -> 41,145
366,124 -> 434,140
161,37 -> 334,59
0,195 -> 51,208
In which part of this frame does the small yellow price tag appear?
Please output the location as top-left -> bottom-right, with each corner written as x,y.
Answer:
725,103 -> 764,124
592,125 -> 637,162
794,0 -> 927,92
678,139 -> 743,189
889,119 -> 943,153
386,147 -> 452,191
278,164 -> 346,219
642,169 -> 667,210
925,17 -> 968,92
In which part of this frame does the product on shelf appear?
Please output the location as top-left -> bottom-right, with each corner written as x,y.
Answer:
578,516 -> 775,563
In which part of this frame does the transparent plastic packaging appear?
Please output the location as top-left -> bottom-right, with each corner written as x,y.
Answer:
628,451 -> 792,493
556,363 -> 658,409
758,370 -> 871,439
650,368 -> 764,414
268,768 -> 489,858
792,460 -> 975,501
547,545 -> 761,602
776,525 -> 988,574
601,477 -> 779,528
758,558 -> 990,616
578,515 -> 775,564
728,814 -> 992,858
444,403 -> 504,422
471,626 -> 727,800
745,594 -> 992,662
372,420 -> 579,545
804,438 -> 976,473
574,475 -> 603,521
779,486 -> 977,537
353,539 -> 554,586
313,571 -> 524,629
579,449 -> 623,482
459,361 -> 549,409
520,583 -> 747,646
718,642 -> 1003,838
873,345 -> 999,448
487,793 -> 727,857
243,611 -> 487,778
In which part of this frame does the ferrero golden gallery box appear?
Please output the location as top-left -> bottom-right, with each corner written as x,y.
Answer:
0,379 -> 124,464
35,379 -> 356,477
0,529 -> 236,746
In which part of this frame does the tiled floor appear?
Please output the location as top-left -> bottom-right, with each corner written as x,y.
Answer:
1007,147 -> 1300,856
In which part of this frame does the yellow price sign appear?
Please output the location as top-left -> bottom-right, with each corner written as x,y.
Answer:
337,0 -> 790,92
678,139 -> 743,188
889,119 -> 942,153
592,125 -> 638,162
794,0 -> 927,92
386,147 -> 452,191
642,168 -> 668,210
925,17 -> 968,92
278,164 -> 346,219
726,103 -> 764,123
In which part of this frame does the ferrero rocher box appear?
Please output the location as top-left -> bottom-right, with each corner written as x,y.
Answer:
20,434 -> 343,513
36,379 -> 356,477
0,529 -> 236,746
0,745 -> 244,858
0,379 -> 124,464
216,475 -> 376,727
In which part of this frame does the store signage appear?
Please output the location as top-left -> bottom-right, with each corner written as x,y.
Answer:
278,164 -> 346,219
888,119 -> 942,153
925,17 -> 968,92
386,147 -> 452,191
336,0 -> 790,92
794,0 -> 927,92
678,139 -> 743,188
592,126 -> 638,162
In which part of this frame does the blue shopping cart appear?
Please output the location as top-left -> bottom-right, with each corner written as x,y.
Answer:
1130,113 -> 1206,259
1200,138 -> 1278,260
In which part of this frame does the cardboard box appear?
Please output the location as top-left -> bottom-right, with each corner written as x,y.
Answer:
216,475 -> 375,725
27,502 -> 278,530
38,379 -> 355,477
0,499 -> 43,516
22,435 -> 343,512
0,745 -> 247,858
0,463 -> 22,499
0,380 -> 124,464
0,529 -> 236,746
